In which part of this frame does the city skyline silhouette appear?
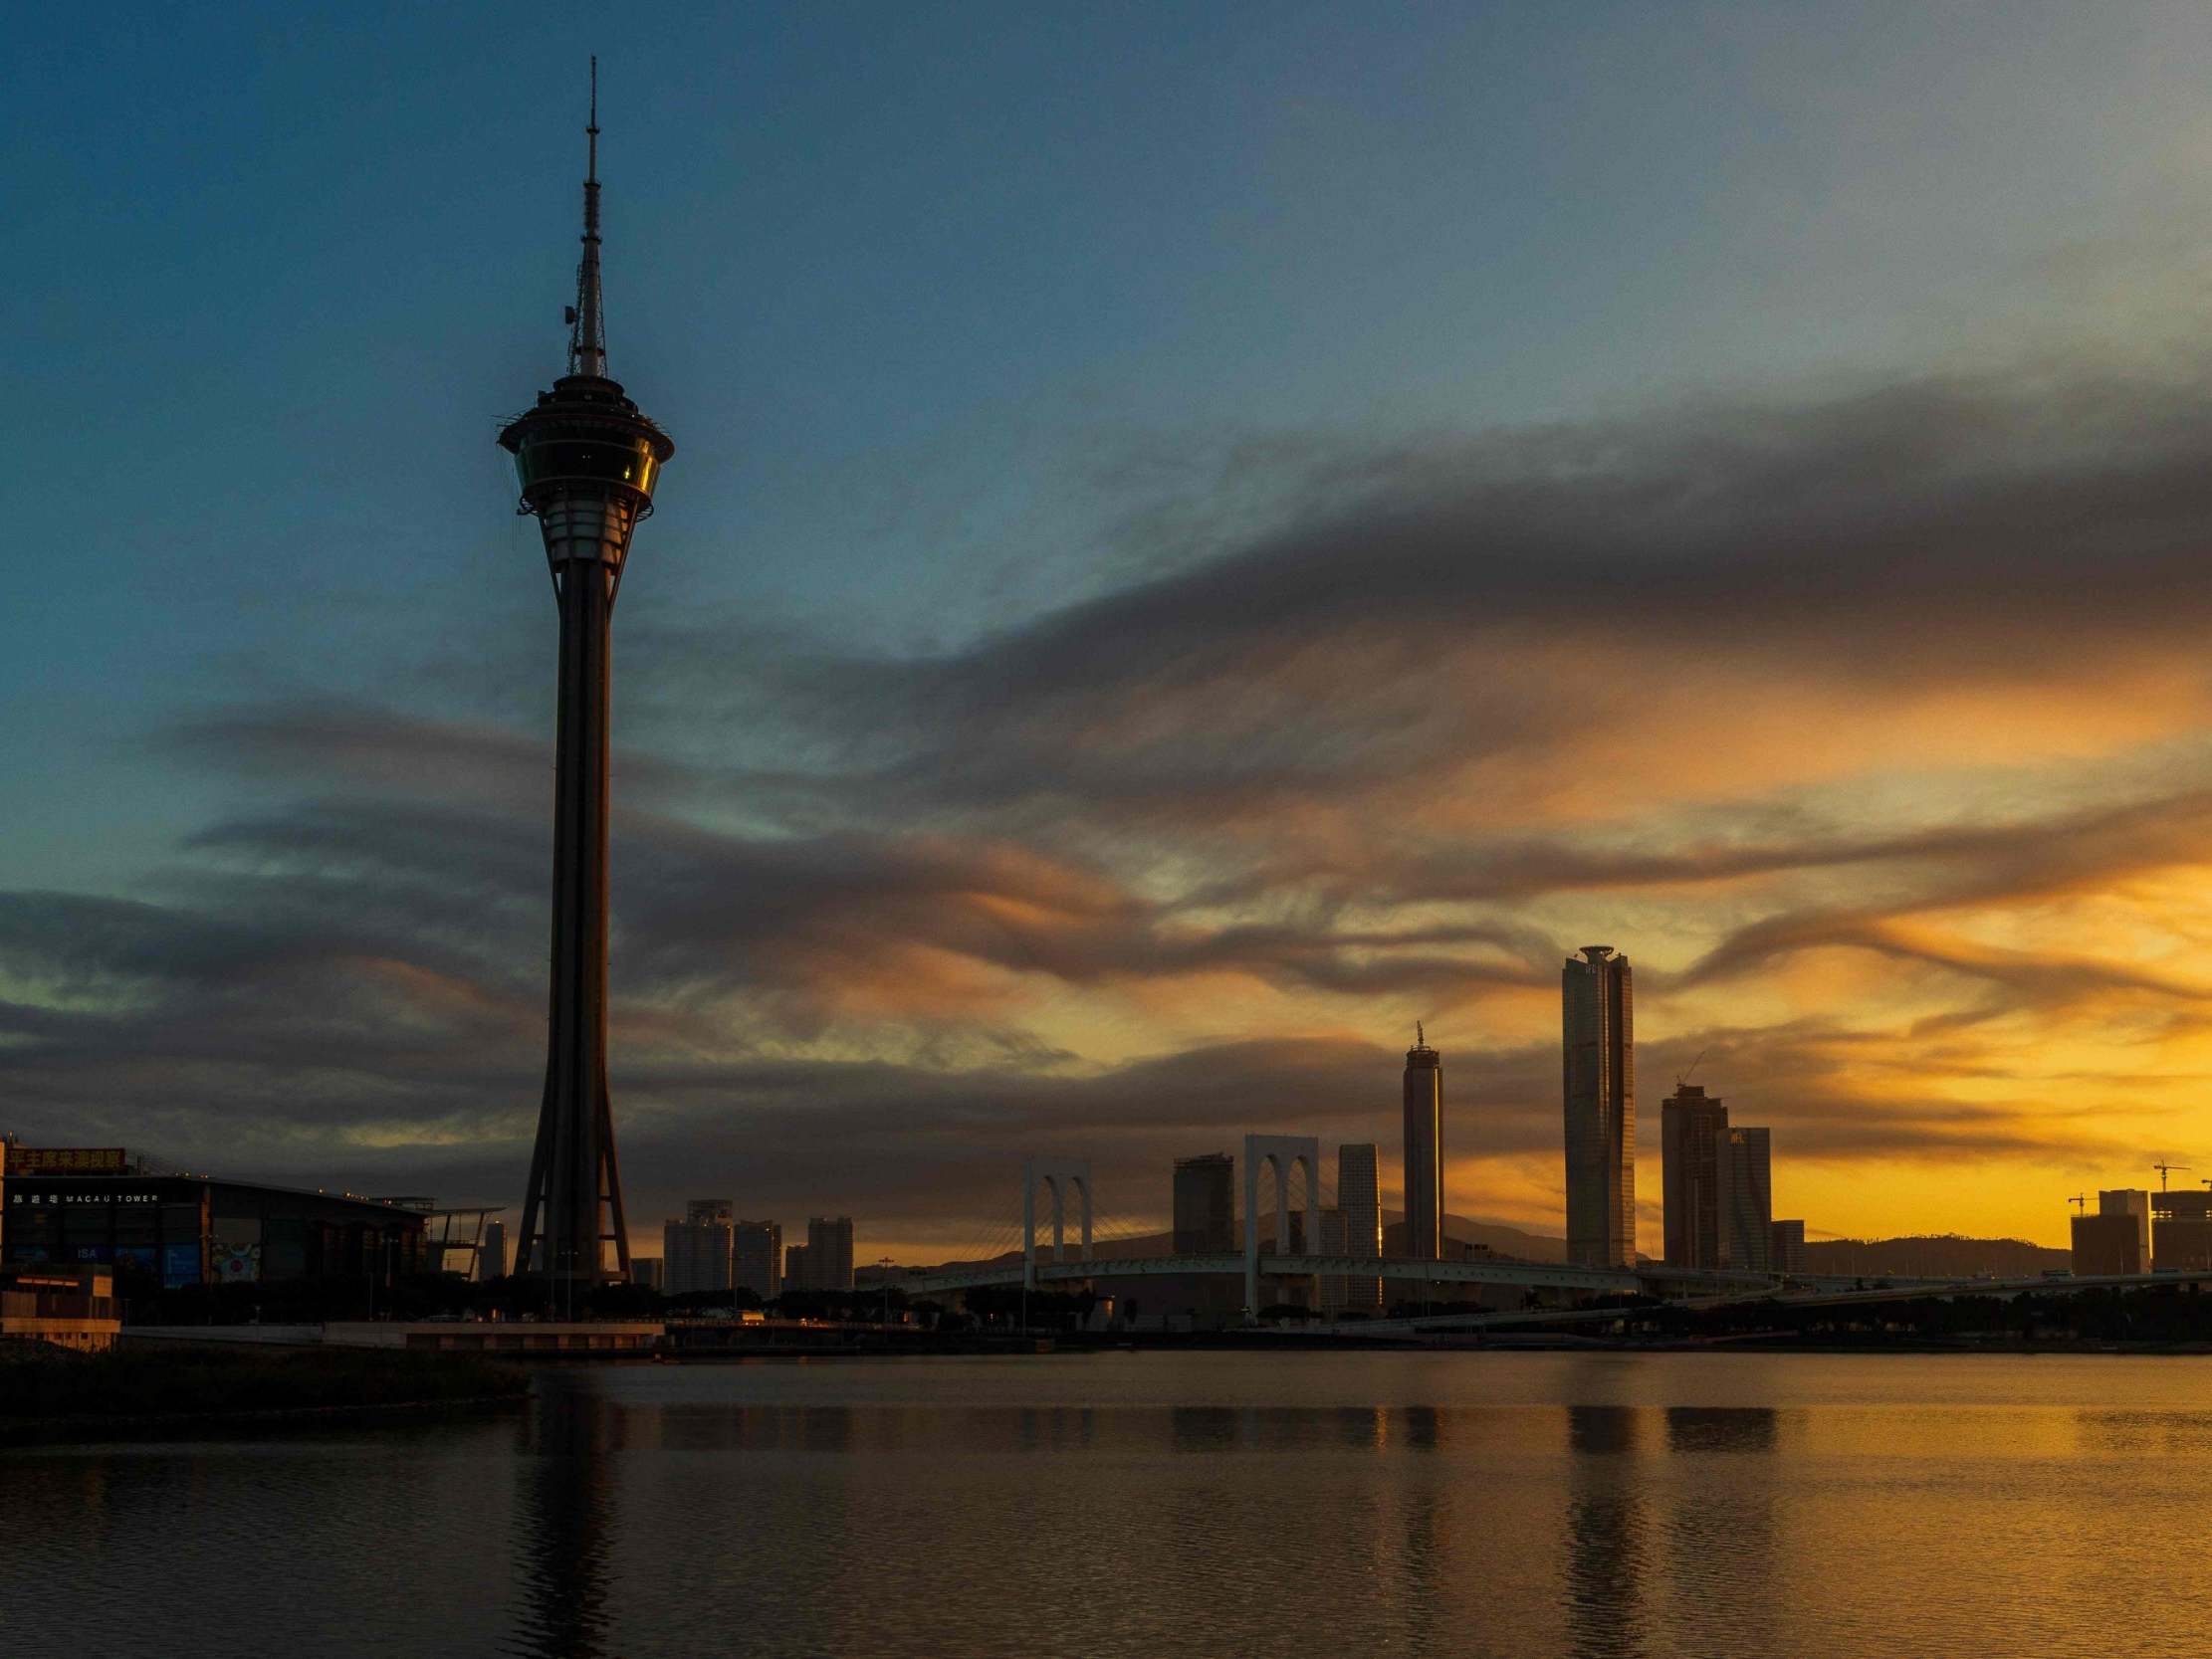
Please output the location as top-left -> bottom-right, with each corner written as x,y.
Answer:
11,8 -> 2212,1260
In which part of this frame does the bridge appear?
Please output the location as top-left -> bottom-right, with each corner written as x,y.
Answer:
897,1251 -> 1780,1301
1374,1266 -> 2212,1333
902,1147 -> 2202,1324
900,1146 -> 1793,1312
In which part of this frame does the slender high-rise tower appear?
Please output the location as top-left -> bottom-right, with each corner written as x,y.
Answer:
502,63 -> 675,1286
1660,1083 -> 1727,1269
1563,945 -> 1635,1268
1402,1025 -> 1442,1260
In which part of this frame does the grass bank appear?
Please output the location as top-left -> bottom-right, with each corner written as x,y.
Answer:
0,1344 -> 531,1443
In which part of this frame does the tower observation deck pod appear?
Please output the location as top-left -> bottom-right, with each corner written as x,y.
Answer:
501,61 -> 675,1290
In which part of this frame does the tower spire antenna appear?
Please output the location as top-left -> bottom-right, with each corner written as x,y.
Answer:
568,55 -> 607,378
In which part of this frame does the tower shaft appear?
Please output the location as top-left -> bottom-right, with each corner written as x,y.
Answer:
516,502 -> 634,1285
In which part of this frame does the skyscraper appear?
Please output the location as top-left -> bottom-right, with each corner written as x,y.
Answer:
1402,1026 -> 1442,1261
1318,1209 -> 1350,1314
1563,946 -> 1635,1268
733,1219 -> 783,1299
1660,1084 -> 1728,1270
1173,1153 -> 1236,1254
1722,1127 -> 1772,1273
2152,1189 -> 2212,1271
2099,1189 -> 2151,1264
1337,1141 -> 1383,1311
2074,1195 -> 2148,1277
806,1216 -> 855,1293
505,65 -> 676,1286
1770,1218 -> 1807,1275
663,1198 -> 733,1297
479,1219 -> 509,1282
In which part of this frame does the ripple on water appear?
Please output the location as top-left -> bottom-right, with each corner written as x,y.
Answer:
10,1352 -> 2212,1658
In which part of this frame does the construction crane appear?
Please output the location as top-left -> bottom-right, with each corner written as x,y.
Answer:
2069,1194 -> 2088,1214
2154,1158 -> 2190,1191
1675,1047 -> 1709,1092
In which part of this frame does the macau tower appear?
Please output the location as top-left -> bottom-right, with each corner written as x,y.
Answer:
501,64 -> 674,1289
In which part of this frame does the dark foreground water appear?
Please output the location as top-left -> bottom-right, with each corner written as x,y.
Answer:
7,1349 -> 2212,1656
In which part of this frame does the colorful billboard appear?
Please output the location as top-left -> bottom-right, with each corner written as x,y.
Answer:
6,1146 -> 126,1175
162,1242 -> 203,1289
215,1244 -> 262,1284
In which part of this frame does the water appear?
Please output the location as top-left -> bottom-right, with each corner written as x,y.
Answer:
7,1349 -> 2211,1657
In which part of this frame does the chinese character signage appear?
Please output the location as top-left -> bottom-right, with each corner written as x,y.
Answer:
5,1146 -> 126,1175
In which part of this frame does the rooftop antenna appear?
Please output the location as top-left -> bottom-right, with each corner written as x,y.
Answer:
1416,1020 -> 1426,1049
567,56 -> 607,378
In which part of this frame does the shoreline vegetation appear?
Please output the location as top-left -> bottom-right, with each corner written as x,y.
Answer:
0,1344 -> 531,1446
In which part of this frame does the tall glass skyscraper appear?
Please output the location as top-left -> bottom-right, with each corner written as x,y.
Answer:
1722,1127 -> 1772,1273
1402,1029 -> 1442,1260
1660,1084 -> 1728,1269
1563,946 -> 1635,1268
1337,1141 -> 1383,1310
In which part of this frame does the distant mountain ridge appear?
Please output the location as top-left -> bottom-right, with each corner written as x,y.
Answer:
919,1217 -> 2064,1278
923,1208 -> 1570,1271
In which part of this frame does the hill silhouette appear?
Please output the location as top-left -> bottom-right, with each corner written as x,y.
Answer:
918,1217 -> 2067,1277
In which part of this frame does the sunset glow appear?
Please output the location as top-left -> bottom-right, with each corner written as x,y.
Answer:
15,6 -> 2212,1267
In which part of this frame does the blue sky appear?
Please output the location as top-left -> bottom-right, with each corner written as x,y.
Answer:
13,5 -> 2212,1254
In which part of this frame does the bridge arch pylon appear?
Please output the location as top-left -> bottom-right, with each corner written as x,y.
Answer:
1022,1156 -> 1093,1290
1243,1134 -> 1321,1315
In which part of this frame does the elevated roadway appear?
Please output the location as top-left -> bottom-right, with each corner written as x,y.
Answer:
895,1253 -> 1779,1301
1381,1266 -> 2212,1334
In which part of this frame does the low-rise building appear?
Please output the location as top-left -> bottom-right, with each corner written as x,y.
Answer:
1,1265 -> 120,1351
4,1170 -> 426,1288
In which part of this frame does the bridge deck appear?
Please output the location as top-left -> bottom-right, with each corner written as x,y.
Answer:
1377,1266 -> 2212,1332
895,1254 -> 2202,1315
896,1253 -> 1780,1299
